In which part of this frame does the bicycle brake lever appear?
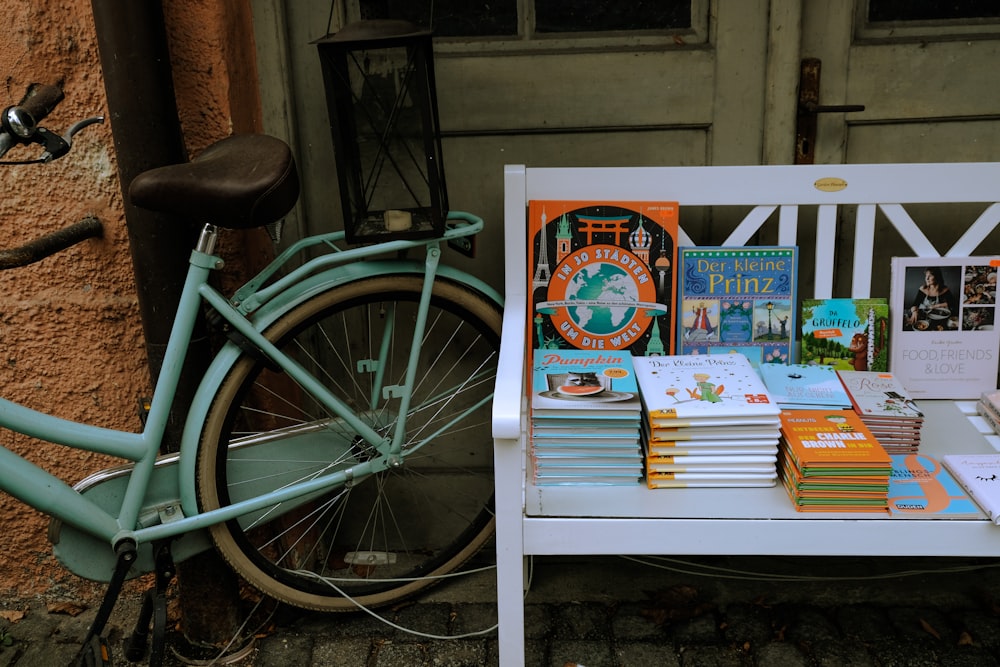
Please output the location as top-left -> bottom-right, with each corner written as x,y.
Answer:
36,127 -> 70,163
64,116 -> 105,142
37,116 -> 104,163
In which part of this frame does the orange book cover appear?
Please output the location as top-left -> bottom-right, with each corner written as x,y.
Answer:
527,201 -> 679,357
780,409 -> 891,474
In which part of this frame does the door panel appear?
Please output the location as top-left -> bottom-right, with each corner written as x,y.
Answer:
250,0 -> 770,292
801,2 -> 1000,294
251,1 -> 1000,295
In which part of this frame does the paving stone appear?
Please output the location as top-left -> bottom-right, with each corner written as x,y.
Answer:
885,606 -> 959,646
809,638 -> 877,667
369,639 -> 431,666
523,604 -> 553,640
754,641 -> 811,667
310,636 -> 371,667
549,639 -> 615,667
611,602 -> 665,640
784,605 -> 841,645
614,641 -> 681,667
551,602 -> 612,640
719,602 -> 773,646
834,604 -> 893,643
952,608 -> 1000,650
675,644 -> 744,667
254,633 -> 315,667
664,612 -> 721,644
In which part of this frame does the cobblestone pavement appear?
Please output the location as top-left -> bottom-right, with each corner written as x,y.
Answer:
3,554 -> 1000,666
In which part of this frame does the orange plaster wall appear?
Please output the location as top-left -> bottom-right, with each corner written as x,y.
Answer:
0,0 -> 263,603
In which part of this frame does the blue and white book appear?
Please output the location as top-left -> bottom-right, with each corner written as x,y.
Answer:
757,363 -> 852,410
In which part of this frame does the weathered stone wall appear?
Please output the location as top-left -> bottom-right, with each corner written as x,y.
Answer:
0,0 -> 262,603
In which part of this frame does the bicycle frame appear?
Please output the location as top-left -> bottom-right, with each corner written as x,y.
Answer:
0,212 -> 501,560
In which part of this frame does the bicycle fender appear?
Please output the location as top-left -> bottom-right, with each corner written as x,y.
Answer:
176,260 -> 503,516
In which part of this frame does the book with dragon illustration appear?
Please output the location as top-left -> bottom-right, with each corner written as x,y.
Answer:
527,201 -> 680,357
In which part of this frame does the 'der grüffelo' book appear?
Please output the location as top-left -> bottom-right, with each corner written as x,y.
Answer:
676,246 -> 798,367
800,298 -> 889,371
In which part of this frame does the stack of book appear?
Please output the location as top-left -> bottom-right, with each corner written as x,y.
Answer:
758,363 -> 853,410
529,349 -> 644,485
633,353 -> 782,488
836,370 -> 923,454
975,390 -> 1000,436
778,409 -> 893,512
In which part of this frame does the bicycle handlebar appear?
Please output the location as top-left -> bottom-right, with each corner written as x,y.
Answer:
0,83 -> 103,163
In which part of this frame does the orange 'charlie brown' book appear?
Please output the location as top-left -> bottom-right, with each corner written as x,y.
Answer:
779,409 -> 891,477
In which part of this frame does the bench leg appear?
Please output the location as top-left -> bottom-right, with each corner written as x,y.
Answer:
494,437 -> 526,667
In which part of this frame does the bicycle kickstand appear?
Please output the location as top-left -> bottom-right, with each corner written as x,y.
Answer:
70,540 -> 137,667
123,540 -> 175,667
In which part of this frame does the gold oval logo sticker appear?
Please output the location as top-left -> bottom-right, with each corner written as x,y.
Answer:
814,177 -> 847,192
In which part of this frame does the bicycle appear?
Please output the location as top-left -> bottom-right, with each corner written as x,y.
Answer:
0,84 -> 502,664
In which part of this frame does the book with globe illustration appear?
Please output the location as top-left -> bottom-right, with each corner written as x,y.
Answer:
527,200 -> 680,358
676,246 -> 798,367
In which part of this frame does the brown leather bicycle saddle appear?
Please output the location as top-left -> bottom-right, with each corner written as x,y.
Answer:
128,134 -> 299,229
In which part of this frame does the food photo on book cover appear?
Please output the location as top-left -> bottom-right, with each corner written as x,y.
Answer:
889,257 -> 1000,399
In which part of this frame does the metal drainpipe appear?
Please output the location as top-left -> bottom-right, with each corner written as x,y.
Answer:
90,0 -> 242,654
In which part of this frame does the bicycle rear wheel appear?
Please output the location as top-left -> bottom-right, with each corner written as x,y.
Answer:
196,275 -> 501,611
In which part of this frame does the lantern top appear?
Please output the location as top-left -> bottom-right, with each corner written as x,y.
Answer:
321,19 -> 431,45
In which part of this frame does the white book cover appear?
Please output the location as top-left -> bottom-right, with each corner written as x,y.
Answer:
648,415 -> 782,429
647,424 -> 780,440
646,445 -> 779,457
889,257 -> 1000,399
941,454 -> 1000,524
633,353 -> 781,420
835,370 -> 924,419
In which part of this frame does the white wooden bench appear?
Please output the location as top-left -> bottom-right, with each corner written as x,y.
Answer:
493,162 -> 1000,666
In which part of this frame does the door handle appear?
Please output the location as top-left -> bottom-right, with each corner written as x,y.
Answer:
795,58 -> 865,164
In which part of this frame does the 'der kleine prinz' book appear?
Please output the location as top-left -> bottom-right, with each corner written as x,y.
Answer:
800,298 -> 889,371
633,353 -> 782,423
634,353 -> 783,488
528,201 -> 680,358
676,246 -> 798,367
889,257 -> 1000,399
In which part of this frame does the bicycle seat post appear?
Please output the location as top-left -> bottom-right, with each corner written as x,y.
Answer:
196,224 -> 219,255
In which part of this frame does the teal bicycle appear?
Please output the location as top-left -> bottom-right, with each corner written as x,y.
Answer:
0,86 -> 501,662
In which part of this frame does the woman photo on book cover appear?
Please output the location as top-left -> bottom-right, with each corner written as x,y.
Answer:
904,266 -> 959,331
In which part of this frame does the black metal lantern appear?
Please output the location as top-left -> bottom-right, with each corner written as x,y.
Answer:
316,20 -> 448,244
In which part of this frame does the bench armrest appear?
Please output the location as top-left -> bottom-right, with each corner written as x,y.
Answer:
492,305 -> 526,441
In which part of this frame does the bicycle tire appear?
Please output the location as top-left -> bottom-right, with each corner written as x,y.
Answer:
196,275 -> 501,611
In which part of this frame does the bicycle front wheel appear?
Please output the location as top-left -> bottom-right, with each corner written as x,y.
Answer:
196,275 -> 501,611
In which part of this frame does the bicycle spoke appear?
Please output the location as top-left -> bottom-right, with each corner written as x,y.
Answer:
197,276 -> 500,610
